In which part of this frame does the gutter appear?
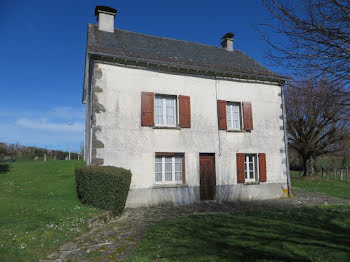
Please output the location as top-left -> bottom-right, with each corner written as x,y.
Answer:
281,82 -> 291,197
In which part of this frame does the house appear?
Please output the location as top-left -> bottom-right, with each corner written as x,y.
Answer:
82,6 -> 290,208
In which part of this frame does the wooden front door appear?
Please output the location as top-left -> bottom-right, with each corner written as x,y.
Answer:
199,154 -> 215,200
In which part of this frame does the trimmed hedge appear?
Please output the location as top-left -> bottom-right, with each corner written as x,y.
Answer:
75,166 -> 131,214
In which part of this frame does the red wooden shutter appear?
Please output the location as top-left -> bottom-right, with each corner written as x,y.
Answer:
243,102 -> 253,131
179,95 -> 191,128
236,153 -> 245,183
217,100 -> 227,130
259,153 -> 267,182
141,92 -> 154,126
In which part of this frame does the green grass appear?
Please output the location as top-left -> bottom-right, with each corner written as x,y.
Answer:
290,171 -> 350,199
129,205 -> 350,262
0,160 -> 102,261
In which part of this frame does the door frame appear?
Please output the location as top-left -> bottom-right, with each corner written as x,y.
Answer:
199,153 -> 216,200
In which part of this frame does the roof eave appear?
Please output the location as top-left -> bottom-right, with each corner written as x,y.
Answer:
87,51 -> 289,84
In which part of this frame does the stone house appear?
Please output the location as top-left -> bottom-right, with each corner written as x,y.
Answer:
83,6 -> 289,208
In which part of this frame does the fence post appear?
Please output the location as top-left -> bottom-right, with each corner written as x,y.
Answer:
321,165 -> 325,178
341,169 -> 343,181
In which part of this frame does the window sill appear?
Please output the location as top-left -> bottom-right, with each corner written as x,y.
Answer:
153,126 -> 181,130
226,129 -> 245,133
244,181 -> 260,185
153,184 -> 188,189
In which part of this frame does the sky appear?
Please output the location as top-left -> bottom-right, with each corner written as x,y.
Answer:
0,0 -> 281,152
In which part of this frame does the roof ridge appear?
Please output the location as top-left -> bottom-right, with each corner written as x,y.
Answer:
88,23 -> 233,52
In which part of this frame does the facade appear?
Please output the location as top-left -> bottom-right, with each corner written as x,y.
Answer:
83,6 -> 290,208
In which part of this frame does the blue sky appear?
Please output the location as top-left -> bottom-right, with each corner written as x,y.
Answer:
0,0 -> 281,152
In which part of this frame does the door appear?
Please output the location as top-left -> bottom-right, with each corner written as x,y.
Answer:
199,154 -> 215,200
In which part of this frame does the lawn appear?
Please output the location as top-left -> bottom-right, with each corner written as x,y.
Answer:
290,171 -> 350,199
129,205 -> 350,262
129,173 -> 350,261
0,160 -> 102,262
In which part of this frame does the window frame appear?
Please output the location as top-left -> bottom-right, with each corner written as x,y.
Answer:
226,102 -> 243,131
154,153 -> 185,185
244,154 -> 259,182
154,94 -> 177,127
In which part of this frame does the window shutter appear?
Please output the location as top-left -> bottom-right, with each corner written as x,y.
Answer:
236,153 -> 245,183
217,100 -> 227,130
258,153 -> 267,182
243,102 -> 253,131
141,92 -> 154,126
179,95 -> 191,128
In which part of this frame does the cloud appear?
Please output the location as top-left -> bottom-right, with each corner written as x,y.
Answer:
0,105 -> 86,151
48,106 -> 85,120
16,118 -> 84,132
0,122 -> 83,152
0,106 -> 85,120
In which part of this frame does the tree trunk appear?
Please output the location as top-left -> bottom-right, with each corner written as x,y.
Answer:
303,156 -> 316,177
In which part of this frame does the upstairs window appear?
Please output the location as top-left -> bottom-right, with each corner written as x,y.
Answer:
226,102 -> 241,130
141,92 -> 191,128
217,100 -> 253,131
155,95 -> 176,126
155,153 -> 184,184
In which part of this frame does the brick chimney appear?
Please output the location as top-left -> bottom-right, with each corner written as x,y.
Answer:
94,6 -> 117,33
221,33 -> 235,51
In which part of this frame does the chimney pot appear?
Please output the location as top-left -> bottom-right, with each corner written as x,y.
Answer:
94,6 -> 117,33
221,32 -> 235,51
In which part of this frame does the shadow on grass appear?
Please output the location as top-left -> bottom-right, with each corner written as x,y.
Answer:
130,207 -> 350,261
0,163 -> 10,174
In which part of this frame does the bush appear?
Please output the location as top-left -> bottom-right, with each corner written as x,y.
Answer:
75,166 -> 131,214
0,163 -> 10,173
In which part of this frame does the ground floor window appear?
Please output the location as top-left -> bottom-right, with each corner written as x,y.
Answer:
244,154 -> 257,182
155,153 -> 184,184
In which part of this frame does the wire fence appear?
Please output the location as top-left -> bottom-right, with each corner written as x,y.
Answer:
293,165 -> 350,183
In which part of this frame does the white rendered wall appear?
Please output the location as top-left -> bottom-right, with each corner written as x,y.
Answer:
91,63 -> 287,207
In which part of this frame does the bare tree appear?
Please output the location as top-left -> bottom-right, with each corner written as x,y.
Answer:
286,78 -> 350,176
260,0 -> 350,86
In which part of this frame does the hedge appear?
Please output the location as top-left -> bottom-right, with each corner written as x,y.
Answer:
75,166 -> 131,214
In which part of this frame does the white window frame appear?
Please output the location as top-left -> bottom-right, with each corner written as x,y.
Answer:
155,155 -> 183,184
154,95 -> 177,127
226,102 -> 242,131
244,154 -> 258,182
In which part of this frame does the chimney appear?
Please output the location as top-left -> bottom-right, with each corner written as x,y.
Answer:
94,6 -> 117,33
221,32 -> 235,51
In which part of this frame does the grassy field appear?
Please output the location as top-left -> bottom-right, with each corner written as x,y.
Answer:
0,160 -> 102,261
129,205 -> 350,261
129,172 -> 350,262
290,171 -> 350,199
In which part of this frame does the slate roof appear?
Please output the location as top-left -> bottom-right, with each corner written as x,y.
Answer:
86,24 -> 286,81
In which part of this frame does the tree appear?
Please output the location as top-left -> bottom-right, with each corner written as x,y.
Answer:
286,78 -> 350,176
260,0 -> 350,87
0,143 -> 6,161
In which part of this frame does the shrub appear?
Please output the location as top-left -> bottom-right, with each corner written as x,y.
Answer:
75,166 -> 131,214
0,163 -> 10,174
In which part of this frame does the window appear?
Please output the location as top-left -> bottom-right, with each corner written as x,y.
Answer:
155,95 -> 176,126
155,154 -> 184,184
244,154 -> 257,182
217,100 -> 253,131
226,102 -> 241,130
